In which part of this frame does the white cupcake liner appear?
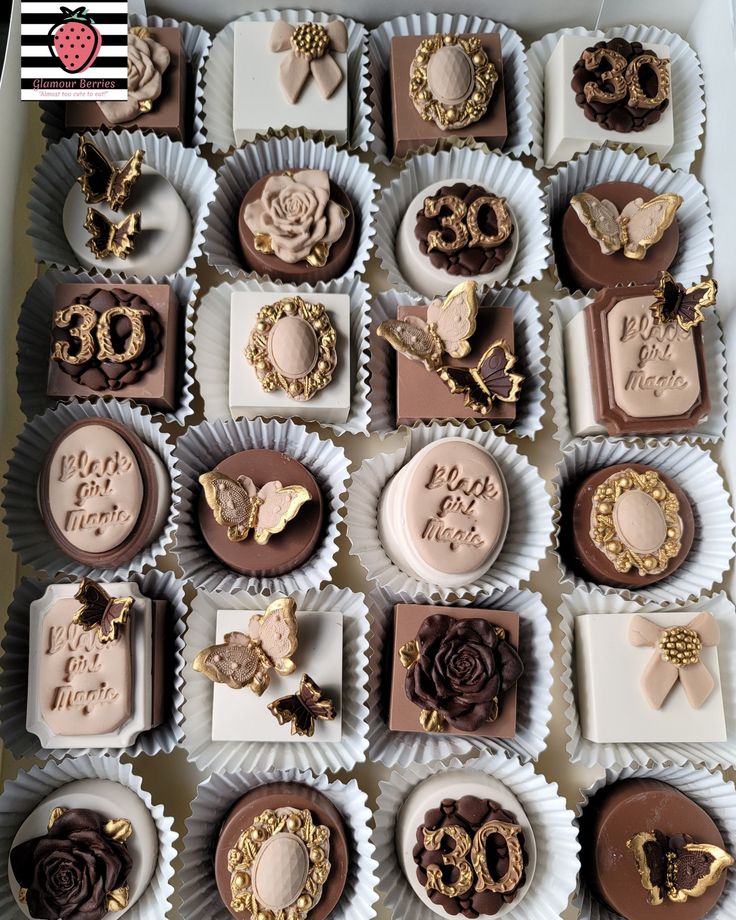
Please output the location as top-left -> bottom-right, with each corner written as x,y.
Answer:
2,399 -> 179,580
368,284 -> 545,438
560,586 -> 736,771
28,129 -> 216,278
549,291 -> 727,445
0,756 -> 176,920
180,767 -> 378,920
0,569 -> 185,761
374,751 -> 579,920
575,763 -> 736,920
172,416 -> 350,594
546,147 -> 713,293
553,438 -> 736,605
40,13 -> 211,152
202,9 -> 371,153
528,25 -> 706,171
375,148 -> 551,297
182,585 -> 369,773
202,135 -> 378,284
16,269 -> 198,426
367,13 -> 532,164
366,585 -> 553,767
346,422 -> 552,603
194,275 -> 371,435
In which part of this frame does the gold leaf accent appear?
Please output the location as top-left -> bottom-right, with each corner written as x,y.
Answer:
627,832 -> 734,904
253,232 -> 274,255
306,241 -> 329,267
399,639 -> 420,670
129,26 -> 151,40
488,697 -> 499,723
48,806 -> 66,829
106,886 -> 130,912
138,98 -> 153,114
18,889 -> 27,903
651,271 -> 718,331
420,709 -> 446,733
104,818 -> 133,843
494,626 -> 506,640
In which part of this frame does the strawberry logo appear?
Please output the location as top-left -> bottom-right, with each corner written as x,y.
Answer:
48,6 -> 102,74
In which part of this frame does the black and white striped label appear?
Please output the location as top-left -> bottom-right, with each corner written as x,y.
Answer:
21,2 -> 129,100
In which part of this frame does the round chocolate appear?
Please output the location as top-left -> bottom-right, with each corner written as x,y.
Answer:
214,782 -> 349,920
580,779 -> 729,920
558,181 -> 679,292
238,172 -> 356,285
198,448 -> 324,577
570,462 -> 694,588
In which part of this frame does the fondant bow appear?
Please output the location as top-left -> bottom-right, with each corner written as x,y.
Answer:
270,20 -> 348,105
628,613 -> 719,710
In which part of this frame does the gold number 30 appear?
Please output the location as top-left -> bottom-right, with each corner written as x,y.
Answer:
581,48 -> 670,110
423,193 -> 513,254
53,303 -> 149,366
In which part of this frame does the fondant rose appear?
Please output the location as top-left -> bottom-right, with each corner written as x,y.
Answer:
406,614 -> 524,732
10,808 -> 133,920
98,28 -> 171,124
244,169 -> 347,265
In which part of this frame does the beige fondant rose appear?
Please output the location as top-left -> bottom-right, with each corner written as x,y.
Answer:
98,28 -> 171,125
244,169 -> 347,265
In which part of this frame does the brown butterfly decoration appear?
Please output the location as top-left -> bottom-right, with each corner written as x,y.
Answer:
193,597 -> 298,696
77,135 -> 144,212
650,271 -> 718,331
438,339 -> 523,414
84,208 -> 142,260
72,577 -> 133,643
268,673 -> 336,737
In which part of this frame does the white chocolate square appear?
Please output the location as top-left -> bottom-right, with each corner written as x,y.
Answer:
228,290 -> 352,424
543,35 -> 674,167
232,21 -> 349,146
211,608 -> 343,743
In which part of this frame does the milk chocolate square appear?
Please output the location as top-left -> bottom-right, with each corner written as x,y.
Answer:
389,33 -> 508,159
389,604 -> 519,738
395,304 -> 516,424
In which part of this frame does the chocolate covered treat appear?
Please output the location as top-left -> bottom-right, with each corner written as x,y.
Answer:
580,779 -> 734,919
570,462 -> 694,589
238,169 -> 355,284
389,604 -> 522,738
214,782 -> 349,920
38,418 -> 171,568
198,448 -> 324,577
390,33 -> 508,159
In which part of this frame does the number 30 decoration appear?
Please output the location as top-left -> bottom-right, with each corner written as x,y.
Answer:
581,47 -> 670,110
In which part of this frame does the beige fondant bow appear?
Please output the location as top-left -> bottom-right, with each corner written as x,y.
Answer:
270,20 -> 348,104
628,613 -> 719,710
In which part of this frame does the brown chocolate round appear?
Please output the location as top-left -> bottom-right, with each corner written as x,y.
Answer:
214,782 -> 349,920
570,462 -> 694,588
198,448 -> 324,577
580,779 -> 728,920
238,172 -> 356,284
557,181 -> 679,293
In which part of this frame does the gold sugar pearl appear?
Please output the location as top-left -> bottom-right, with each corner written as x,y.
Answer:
652,487 -> 664,500
297,896 -> 312,910
310,845 -> 325,864
659,627 -> 702,667
290,22 -> 329,61
472,53 -> 484,65
443,34 -> 454,44
286,814 -> 302,832
598,502 -> 612,515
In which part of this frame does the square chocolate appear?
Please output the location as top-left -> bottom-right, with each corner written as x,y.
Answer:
47,282 -> 181,412
389,604 -> 520,738
395,304 -> 516,425
389,33 -> 508,159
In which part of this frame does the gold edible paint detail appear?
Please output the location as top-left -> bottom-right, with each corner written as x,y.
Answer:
104,818 -> 134,843
419,708 -> 446,733
106,887 -> 130,913
399,638 -> 420,669
628,832 -> 734,904
423,193 -> 511,253
471,821 -> 524,893
659,626 -> 702,667
423,824 -> 474,897
48,807 -> 66,830
582,46 -> 670,109
290,22 -> 329,62
18,888 -> 27,903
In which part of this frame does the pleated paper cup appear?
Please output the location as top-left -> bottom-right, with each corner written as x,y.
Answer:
367,12 -> 532,164
0,756 -> 176,920
346,423 -> 552,603
549,292 -> 727,445
0,569 -> 185,761
203,9 -> 371,153
40,13 -> 211,151
374,752 -> 579,920
194,275 -> 370,435
368,284 -> 545,438
553,438 -> 736,605
172,416 -> 350,594
2,399 -> 178,581
28,130 -> 216,278
375,148 -> 550,297
16,269 -> 198,426
202,135 -> 378,283
560,586 -> 736,771
528,25 -> 706,171
366,585 -> 553,767
546,147 -> 713,293
575,763 -> 736,920
180,768 -> 379,920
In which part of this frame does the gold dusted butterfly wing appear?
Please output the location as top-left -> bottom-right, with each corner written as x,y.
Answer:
192,632 -> 263,691
376,316 -> 445,371
199,471 -> 260,543
267,674 -> 337,737
651,270 -> 718,331
77,135 -> 144,212
84,208 -> 142,260
252,481 -> 311,546
438,339 -> 523,414
250,596 -> 298,677
72,577 -> 133,643
427,280 -> 479,358
570,192 -> 623,255
620,193 -> 683,260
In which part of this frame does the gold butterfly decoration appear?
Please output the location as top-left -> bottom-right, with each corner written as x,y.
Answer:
72,577 -> 133,644
84,208 -> 142,260
77,135 -> 144,213
199,471 -> 310,544
650,270 -> 718,331
438,340 -> 523,415
570,191 -> 682,261
268,673 -> 336,737
193,597 -> 298,695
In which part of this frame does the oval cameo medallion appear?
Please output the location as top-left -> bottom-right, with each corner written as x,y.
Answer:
268,314 -> 319,380
426,44 -> 474,106
251,832 -> 310,911
613,488 -> 668,554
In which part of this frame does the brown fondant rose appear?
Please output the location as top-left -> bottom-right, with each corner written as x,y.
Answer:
243,169 -> 347,265
10,807 -> 133,920
405,614 -> 523,732
98,27 -> 170,125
